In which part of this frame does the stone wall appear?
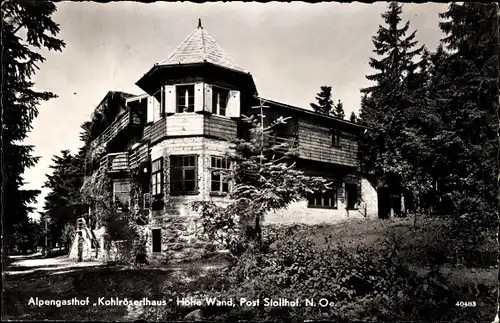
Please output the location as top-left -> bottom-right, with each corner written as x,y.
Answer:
359,178 -> 378,218
263,177 -> 378,225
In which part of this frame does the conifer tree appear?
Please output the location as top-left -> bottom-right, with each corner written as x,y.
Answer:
334,100 -> 345,119
350,112 -> 357,123
431,3 -> 499,241
42,150 -> 85,249
2,1 -> 65,255
310,86 -> 334,115
193,110 -> 330,255
358,2 -> 424,217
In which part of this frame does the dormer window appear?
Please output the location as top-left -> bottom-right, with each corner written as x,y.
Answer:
176,85 -> 195,113
212,87 -> 229,116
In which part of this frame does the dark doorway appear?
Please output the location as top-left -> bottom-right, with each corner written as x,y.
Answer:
378,187 -> 391,219
346,183 -> 358,210
152,229 -> 161,253
392,193 -> 402,217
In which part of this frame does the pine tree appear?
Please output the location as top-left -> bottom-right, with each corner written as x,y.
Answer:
350,112 -> 357,123
395,47 -> 438,215
42,120 -> 91,250
334,100 -> 345,119
2,1 -> 65,255
358,2 -> 424,217
432,3 -> 499,241
42,150 -> 85,250
310,86 -> 334,115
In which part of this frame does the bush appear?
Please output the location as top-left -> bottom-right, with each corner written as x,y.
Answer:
203,227 -> 408,321
204,224 -> 496,322
136,221 -> 496,322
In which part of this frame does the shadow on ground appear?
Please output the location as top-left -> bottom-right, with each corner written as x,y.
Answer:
3,254 -> 176,321
4,252 -> 107,276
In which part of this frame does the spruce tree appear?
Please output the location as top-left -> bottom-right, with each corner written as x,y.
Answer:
432,3 -> 499,241
334,100 -> 345,119
310,86 -> 334,115
42,150 -> 85,249
350,112 -> 357,123
2,1 -> 65,255
42,120 -> 92,249
358,2 -> 424,217
193,112 -> 330,254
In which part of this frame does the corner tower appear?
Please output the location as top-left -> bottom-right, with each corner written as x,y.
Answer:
136,19 -> 257,121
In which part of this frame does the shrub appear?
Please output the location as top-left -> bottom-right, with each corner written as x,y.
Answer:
204,227 -> 409,321
206,224 -> 496,322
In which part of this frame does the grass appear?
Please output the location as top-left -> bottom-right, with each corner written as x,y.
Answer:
279,216 -> 498,268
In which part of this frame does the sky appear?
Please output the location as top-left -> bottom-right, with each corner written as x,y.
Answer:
23,1 -> 449,220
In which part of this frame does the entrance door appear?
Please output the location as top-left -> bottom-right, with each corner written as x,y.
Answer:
378,187 -> 391,219
346,183 -> 358,210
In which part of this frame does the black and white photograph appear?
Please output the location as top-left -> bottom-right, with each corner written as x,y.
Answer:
2,1 -> 498,322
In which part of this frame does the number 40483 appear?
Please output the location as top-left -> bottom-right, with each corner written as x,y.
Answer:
456,301 -> 476,307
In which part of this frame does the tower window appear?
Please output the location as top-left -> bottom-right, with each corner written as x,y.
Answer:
176,85 -> 195,113
210,156 -> 232,194
151,158 -> 163,197
212,87 -> 229,116
170,155 -> 198,195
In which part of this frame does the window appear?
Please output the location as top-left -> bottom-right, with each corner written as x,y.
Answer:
210,156 -> 232,194
151,158 -> 163,197
308,188 -> 338,209
212,87 -> 229,116
176,85 -> 195,113
331,129 -> 341,147
113,180 -> 131,210
152,229 -> 161,253
170,155 -> 198,195
346,183 -> 358,210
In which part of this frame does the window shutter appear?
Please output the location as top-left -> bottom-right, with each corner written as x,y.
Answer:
152,96 -> 161,122
165,85 -> 176,114
160,86 -> 165,117
194,82 -> 204,112
204,83 -> 212,113
226,90 -> 240,118
147,97 -> 154,123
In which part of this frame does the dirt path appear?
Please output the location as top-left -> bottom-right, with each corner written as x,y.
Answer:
4,252 -> 106,276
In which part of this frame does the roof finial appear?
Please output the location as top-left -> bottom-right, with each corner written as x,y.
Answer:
198,18 -> 202,29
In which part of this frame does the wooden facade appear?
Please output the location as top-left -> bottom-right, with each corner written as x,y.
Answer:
297,119 -> 358,167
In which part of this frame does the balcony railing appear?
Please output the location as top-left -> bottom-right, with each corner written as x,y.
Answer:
100,152 -> 129,173
92,112 -> 130,149
129,144 -> 149,169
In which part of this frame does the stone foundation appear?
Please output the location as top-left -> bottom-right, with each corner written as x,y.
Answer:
145,214 -> 215,264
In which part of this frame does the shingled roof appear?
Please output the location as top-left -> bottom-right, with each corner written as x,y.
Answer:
157,19 -> 246,73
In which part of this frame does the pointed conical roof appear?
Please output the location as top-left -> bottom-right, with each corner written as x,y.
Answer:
157,19 -> 246,73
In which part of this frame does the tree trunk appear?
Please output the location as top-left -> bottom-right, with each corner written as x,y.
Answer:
255,215 -> 262,245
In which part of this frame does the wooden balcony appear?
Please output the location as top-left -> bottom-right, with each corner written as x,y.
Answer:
92,112 -> 132,149
129,144 -> 149,169
100,152 -> 129,174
